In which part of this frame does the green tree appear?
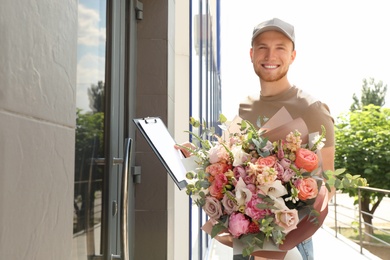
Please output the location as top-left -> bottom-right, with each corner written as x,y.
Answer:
74,81 -> 105,232
335,105 -> 390,238
88,80 -> 105,113
350,78 -> 387,111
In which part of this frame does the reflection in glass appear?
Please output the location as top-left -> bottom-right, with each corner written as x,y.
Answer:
190,1 -> 222,259
73,1 -> 106,259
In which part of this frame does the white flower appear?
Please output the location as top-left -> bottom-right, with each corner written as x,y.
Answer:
310,134 -> 326,150
231,145 -> 250,167
272,197 -> 289,211
284,186 -> 300,204
235,178 -> 252,206
259,180 -> 287,198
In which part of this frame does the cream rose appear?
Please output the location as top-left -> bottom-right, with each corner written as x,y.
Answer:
274,209 -> 299,233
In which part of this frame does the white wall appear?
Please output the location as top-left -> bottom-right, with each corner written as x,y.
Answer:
171,0 -> 191,259
0,0 -> 77,259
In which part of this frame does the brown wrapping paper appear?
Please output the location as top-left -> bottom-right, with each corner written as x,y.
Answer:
201,186 -> 328,258
201,107 -> 329,258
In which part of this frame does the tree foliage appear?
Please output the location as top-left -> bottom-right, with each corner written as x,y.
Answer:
335,105 -> 390,190
88,80 -> 105,113
335,105 -> 390,235
74,81 -> 105,232
350,78 -> 387,111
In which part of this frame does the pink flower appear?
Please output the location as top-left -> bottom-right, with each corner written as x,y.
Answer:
296,177 -> 319,201
206,162 -> 231,176
295,148 -> 318,172
279,158 -> 291,169
233,165 -> 247,180
228,212 -> 250,237
280,168 -> 295,183
246,183 -> 256,194
256,155 -> 277,168
222,191 -> 238,215
209,173 -> 228,199
208,144 -> 230,164
245,195 -> 271,221
203,196 -> 223,220
274,209 -> 299,233
274,162 -> 284,177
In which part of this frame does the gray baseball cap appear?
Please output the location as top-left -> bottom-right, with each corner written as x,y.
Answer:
251,18 -> 295,47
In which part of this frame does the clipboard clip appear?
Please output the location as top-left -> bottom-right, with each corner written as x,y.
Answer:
144,117 -> 158,124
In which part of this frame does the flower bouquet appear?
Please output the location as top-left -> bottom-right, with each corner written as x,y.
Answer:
179,110 -> 367,258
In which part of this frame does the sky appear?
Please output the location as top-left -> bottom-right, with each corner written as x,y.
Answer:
76,1 -> 106,112
219,0 -> 390,120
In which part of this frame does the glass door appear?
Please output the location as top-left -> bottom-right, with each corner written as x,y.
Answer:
73,0 -> 136,259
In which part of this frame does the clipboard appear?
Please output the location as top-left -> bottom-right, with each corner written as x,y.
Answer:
133,117 -> 188,190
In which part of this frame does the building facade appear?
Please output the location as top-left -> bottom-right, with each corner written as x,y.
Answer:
0,0 -> 220,259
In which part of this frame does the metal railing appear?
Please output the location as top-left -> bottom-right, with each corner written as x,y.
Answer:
327,186 -> 390,256
358,187 -> 390,253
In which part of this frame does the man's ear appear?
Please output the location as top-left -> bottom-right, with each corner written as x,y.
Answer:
250,48 -> 254,62
290,50 -> 297,64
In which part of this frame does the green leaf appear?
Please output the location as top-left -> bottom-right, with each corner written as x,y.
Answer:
219,114 -> 227,123
210,222 -> 227,238
189,117 -> 200,127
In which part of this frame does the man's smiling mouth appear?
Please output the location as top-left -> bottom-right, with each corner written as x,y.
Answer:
263,64 -> 278,69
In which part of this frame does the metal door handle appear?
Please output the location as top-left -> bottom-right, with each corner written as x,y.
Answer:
120,138 -> 132,260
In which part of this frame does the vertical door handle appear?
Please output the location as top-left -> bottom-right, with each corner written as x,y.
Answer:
120,138 -> 132,260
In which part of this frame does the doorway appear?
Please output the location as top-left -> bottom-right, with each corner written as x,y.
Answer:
73,0 -> 137,259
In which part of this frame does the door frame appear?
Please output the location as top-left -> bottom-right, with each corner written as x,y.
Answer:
101,0 -> 137,259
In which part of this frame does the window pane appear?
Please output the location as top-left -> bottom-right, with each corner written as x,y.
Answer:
73,1 -> 106,259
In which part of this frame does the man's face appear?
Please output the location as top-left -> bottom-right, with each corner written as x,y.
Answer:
250,30 -> 296,82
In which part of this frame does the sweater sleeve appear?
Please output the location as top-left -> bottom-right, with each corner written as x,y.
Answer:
302,101 -> 335,148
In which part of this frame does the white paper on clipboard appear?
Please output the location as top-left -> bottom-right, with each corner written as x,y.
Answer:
133,117 -> 188,190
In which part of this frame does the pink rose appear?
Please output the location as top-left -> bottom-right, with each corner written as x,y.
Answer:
209,173 -> 228,199
206,162 -> 231,176
296,177 -> 319,201
256,155 -> 277,168
244,195 -> 271,221
222,191 -> 238,215
203,196 -> 223,220
228,212 -> 250,237
274,209 -> 299,233
295,148 -> 318,172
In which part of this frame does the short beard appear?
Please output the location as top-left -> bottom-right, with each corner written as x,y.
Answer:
255,69 -> 288,82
